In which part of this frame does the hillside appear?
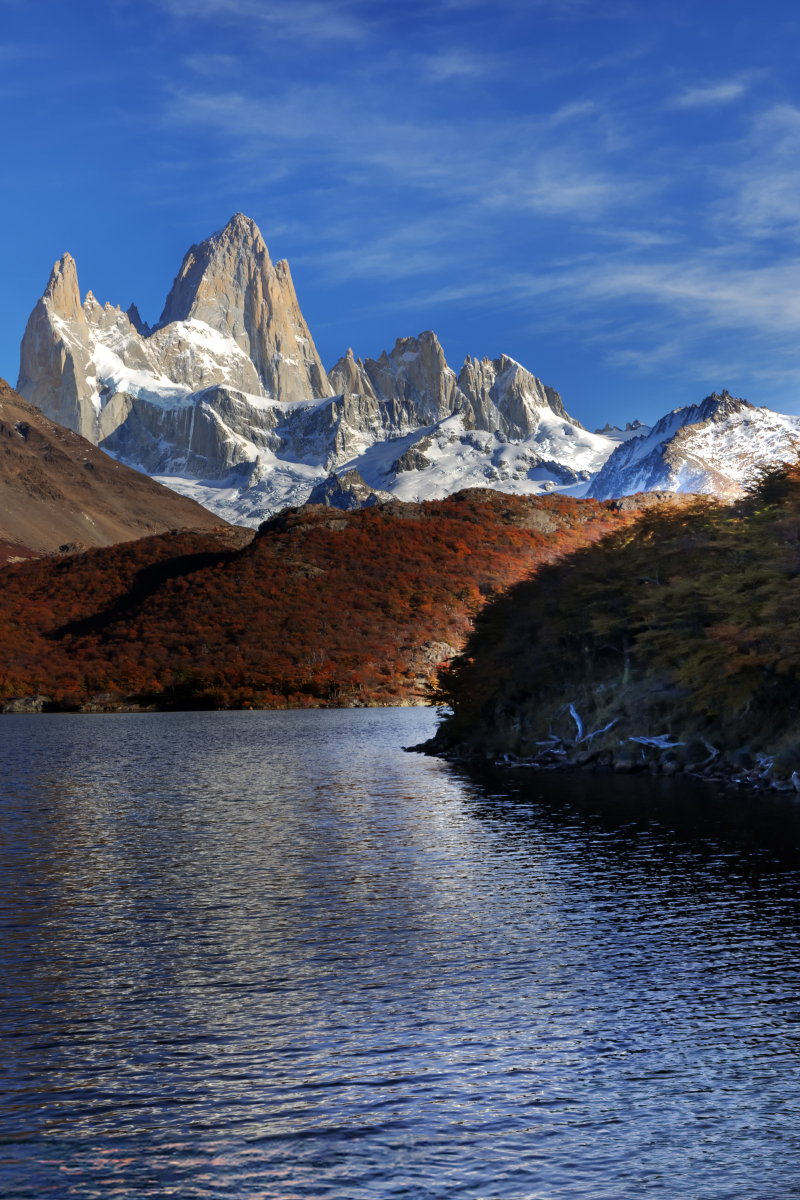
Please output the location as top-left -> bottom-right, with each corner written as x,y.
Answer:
428,465 -> 800,771
0,489 -> 660,713
0,378 -> 228,559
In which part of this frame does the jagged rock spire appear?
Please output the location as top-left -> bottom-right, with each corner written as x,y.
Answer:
43,253 -> 86,325
158,213 -> 332,402
17,253 -> 96,440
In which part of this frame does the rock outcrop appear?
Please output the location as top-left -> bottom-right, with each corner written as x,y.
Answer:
306,468 -> 392,510
17,253 -> 97,441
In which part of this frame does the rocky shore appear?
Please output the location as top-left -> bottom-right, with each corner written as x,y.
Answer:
418,737 -> 800,794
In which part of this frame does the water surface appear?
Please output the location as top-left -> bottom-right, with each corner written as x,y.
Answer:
1,708 -> 800,1197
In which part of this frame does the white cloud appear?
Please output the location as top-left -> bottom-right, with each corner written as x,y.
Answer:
727,105 -> 800,239
163,83 -> 638,226
420,49 -> 491,82
155,0 -> 367,42
182,53 -> 239,74
670,80 -> 747,109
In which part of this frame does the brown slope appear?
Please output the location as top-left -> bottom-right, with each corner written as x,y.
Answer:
0,377 -> 228,558
0,489 -> 683,711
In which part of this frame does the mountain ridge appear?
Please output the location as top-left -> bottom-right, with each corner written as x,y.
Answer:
588,390 -> 800,500
15,213 -> 800,524
17,216 -> 608,524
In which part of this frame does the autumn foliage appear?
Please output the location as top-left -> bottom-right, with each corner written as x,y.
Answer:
0,490 -> 638,711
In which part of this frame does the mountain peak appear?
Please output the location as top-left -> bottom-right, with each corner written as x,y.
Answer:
158,213 -> 270,330
44,253 -> 84,323
697,389 -> 752,423
126,303 -> 150,336
157,213 -> 331,402
217,211 -> 261,240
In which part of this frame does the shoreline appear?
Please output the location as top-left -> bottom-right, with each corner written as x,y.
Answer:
0,694 -> 433,715
411,740 -> 800,796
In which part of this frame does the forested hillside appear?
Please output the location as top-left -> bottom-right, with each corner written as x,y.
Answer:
0,490 -> 650,712
430,466 -> 800,767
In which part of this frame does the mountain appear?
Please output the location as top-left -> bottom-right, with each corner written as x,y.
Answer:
588,391 -> 800,500
17,215 -> 618,525
19,214 -> 800,521
0,489 -> 650,712
157,212 -> 331,403
0,376 -> 229,559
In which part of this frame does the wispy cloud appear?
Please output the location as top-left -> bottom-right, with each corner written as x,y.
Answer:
154,0 -> 367,42
182,52 -> 239,74
163,83 -> 638,225
728,105 -> 800,239
419,48 -> 492,82
670,80 -> 748,109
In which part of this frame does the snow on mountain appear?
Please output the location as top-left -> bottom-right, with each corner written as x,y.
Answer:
19,213 -> 800,526
588,391 -> 800,501
17,216 -> 618,525
594,419 -> 651,444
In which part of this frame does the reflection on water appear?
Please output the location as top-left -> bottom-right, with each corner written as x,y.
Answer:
1,708 -> 800,1198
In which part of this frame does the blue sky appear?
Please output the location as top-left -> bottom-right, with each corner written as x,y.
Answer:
3,0 -> 800,430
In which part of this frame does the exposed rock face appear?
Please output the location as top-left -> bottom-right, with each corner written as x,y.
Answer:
327,348 -> 377,399
158,213 -> 332,402
306,468 -> 392,510
17,253 -> 97,441
457,354 -> 584,438
126,303 -> 151,336
1,695 -> 52,714
588,391 -> 800,500
391,438 -> 433,473
595,419 -> 646,436
327,336 -> 581,442
17,214 -> 332,450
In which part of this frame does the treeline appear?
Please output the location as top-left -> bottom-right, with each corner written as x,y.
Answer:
432,466 -> 800,763
0,490 -> 640,712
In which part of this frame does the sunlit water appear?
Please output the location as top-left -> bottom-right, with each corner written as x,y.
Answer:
1,709 -> 800,1198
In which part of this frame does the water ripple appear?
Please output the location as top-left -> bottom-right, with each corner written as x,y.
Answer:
1,709 -> 800,1197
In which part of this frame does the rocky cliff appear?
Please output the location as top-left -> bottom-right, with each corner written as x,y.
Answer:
17,214 -> 332,444
157,213 -> 331,403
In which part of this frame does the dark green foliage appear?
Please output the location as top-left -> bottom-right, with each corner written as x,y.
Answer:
435,466 -> 800,757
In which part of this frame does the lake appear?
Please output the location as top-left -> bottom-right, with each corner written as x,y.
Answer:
1,708 -> 799,1198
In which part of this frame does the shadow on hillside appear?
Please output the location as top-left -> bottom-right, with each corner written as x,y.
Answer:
47,547 -> 246,642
